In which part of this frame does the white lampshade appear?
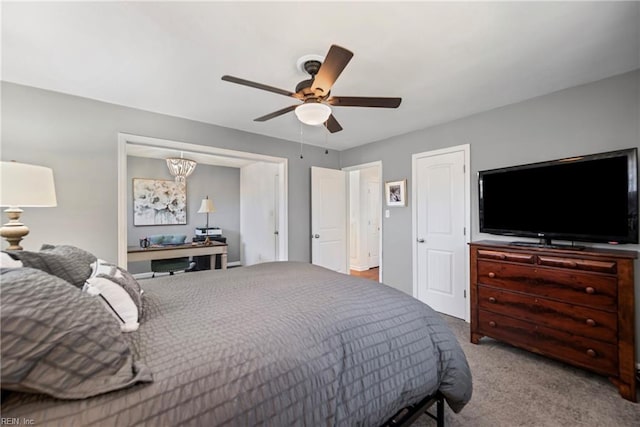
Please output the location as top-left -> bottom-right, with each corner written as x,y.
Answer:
0,161 -> 58,250
0,161 -> 57,207
295,103 -> 332,126
197,197 -> 216,213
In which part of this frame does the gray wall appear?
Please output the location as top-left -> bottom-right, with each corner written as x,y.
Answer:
1,82 -> 340,262
126,156 -> 240,273
3,71 -> 639,358
341,70 -> 640,358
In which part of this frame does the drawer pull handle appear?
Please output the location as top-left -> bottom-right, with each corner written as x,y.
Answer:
488,297 -> 497,303
586,349 -> 597,358
489,321 -> 496,327
585,287 -> 595,295
499,254 -> 506,260
488,272 -> 496,278
586,318 -> 596,327
567,261 -> 577,268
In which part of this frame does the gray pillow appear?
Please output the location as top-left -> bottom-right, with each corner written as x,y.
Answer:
5,250 -> 91,287
40,243 -> 97,265
0,267 -> 152,399
96,272 -> 143,320
115,266 -> 143,296
92,264 -> 144,318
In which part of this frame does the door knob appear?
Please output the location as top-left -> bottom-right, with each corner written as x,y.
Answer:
314,234 -> 320,239
417,238 -> 425,243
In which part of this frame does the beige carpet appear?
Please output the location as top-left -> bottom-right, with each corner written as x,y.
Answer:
415,315 -> 640,426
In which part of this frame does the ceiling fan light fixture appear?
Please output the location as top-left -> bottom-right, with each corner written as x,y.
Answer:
295,103 -> 332,126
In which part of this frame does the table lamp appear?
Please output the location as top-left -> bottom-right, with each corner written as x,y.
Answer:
0,161 -> 57,250
197,196 -> 216,245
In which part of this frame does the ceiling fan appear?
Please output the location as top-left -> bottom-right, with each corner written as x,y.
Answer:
221,45 -> 401,133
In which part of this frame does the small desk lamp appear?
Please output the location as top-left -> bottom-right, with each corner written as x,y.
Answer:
0,161 -> 57,250
197,196 -> 216,245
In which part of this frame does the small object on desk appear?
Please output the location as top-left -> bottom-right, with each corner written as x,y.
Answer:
195,227 -> 222,236
192,235 -> 227,270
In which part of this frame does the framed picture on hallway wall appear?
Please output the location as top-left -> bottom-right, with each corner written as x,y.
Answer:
133,178 -> 187,225
385,179 -> 407,207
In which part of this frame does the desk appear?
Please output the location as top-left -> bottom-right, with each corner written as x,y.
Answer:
127,241 -> 228,269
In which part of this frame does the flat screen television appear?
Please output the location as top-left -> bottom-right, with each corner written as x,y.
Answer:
478,148 -> 638,247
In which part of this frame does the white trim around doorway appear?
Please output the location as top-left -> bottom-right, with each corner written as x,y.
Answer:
117,132 -> 288,268
342,161 -> 384,283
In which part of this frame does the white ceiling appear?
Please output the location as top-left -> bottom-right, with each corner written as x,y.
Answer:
2,1 -> 638,151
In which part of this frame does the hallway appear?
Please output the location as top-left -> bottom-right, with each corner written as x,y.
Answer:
350,267 -> 380,282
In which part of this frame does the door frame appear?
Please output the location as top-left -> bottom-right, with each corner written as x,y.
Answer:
117,132 -> 288,267
411,144 -> 470,321
342,161 -> 383,282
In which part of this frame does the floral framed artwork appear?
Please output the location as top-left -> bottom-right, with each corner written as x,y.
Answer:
133,178 -> 187,225
385,179 -> 407,207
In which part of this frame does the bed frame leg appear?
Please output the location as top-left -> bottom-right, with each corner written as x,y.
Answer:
436,395 -> 444,427
381,392 -> 445,427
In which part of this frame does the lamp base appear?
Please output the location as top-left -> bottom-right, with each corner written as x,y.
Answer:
1,207 -> 29,250
203,236 -> 212,246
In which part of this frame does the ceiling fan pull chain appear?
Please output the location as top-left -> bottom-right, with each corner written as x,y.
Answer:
324,126 -> 329,154
299,123 -> 304,159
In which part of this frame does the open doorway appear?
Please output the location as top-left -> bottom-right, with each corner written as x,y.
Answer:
116,133 -> 288,269
343,161 -> 382,283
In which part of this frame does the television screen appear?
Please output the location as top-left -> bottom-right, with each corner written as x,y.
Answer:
479,148 -> 638,245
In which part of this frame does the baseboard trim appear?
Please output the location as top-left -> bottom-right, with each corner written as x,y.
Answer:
132,272 -> 154,280
133,261 -> 242,279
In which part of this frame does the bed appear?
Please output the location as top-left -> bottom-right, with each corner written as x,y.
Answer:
1,259 -> 472,426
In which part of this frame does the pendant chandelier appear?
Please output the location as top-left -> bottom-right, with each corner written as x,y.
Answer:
166,153 -> 197,187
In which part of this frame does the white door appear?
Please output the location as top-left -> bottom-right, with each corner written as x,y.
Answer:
273,173 -> 280,259
311,166 -> 348,273
240,162 -> 278,265
414,148 -> 467,319
367,181 -> 380,268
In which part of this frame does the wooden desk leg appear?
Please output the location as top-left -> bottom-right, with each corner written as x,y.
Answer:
221,253 -> 228,270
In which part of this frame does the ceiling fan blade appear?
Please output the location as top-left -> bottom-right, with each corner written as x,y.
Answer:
324,114 -> 343,133
327,96 -> 402,108
254,104 -> 298,122
311,45 -> 354,95
222,75 -> 302,99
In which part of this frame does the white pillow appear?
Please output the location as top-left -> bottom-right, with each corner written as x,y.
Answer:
83,276 -> 139,332
1,252 -> 23,268
89,258 -> 116,279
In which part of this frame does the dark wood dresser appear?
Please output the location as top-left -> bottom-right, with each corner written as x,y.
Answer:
470,240 -> 637,402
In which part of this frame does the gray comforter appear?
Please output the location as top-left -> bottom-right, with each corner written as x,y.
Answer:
1,261 -> 472,426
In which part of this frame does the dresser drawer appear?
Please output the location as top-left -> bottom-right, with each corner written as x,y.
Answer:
538,255 -> 617,274
477,260 -> 617,311
478,309 -> 618,376
478,286 -> 617,343
477,249 -> 535,264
